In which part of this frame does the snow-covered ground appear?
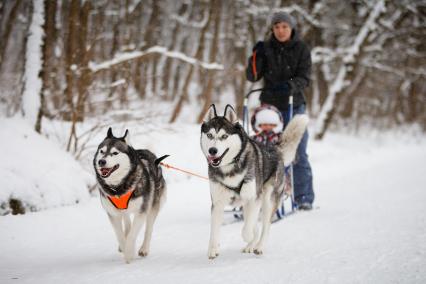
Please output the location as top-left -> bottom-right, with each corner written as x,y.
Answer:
1,121 -> 426,284
0,118 -> 92,215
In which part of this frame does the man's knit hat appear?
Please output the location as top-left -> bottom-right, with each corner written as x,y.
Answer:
271,11 -> 296,28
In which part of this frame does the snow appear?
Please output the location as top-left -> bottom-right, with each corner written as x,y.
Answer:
0,118 -> 92,215
21,0 -> 44,126
1,120 -> 426,283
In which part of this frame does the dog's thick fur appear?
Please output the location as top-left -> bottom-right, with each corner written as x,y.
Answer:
93,128 -> 167,263
200,104 -> 308,258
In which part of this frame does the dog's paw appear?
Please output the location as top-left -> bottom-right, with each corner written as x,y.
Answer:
124,247 -> 135,263
253,242 -> 264,255
138,247 -> 149,257
207,247 -> 219,259
242,244 -> 254,253
124,255 -> 134,264
253,248 -> 263,255
208,252 -> 219,259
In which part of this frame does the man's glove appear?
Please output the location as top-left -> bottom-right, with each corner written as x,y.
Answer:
274,82 -> 291,94
287,80 -> 297,95
274,81 -> 297,96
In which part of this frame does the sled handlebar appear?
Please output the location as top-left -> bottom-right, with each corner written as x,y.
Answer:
245,88 -> 264,99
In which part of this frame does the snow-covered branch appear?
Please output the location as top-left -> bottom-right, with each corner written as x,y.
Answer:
311,47 -> 348,64
362,61 -> 426,78
343,1 -> 385,64
89,45 -> 224,73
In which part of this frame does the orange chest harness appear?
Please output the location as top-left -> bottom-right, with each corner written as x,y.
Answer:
106,189 -> 135,210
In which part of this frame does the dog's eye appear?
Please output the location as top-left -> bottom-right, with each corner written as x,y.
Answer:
221,134 -> 228,139
100,150 -> 104,154
112,152 -> 119,155
207,133 -> 213,139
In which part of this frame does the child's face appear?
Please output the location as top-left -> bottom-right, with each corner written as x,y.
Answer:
259,123 -> 277,132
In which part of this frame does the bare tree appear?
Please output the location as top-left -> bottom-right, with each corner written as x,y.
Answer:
1,0 -> 424,141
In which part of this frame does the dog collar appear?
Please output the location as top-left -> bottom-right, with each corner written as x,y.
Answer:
107,189 -> 135,210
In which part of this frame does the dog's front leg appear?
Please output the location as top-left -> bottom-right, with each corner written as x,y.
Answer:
123,213 -> 146,263
123,214 -> 131,238
138,207 -> 160,257
240,181 -> 261,253
107,213 -> 126,253
208,200 -> 226,259
254,186 -> 275,255
208,184 -> 229,259
241,199 -> 261,253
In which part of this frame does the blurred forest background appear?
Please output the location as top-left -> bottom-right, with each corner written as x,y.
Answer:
0,0 -> 425,145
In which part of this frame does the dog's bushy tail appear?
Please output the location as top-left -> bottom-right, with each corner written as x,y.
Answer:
278,115 -> 309,167
155,155 -> 170,167
154,155 -> 170,182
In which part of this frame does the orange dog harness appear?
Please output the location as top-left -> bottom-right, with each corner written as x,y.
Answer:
107,189 -> 135,209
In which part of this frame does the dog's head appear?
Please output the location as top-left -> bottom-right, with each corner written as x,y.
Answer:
93,128 -> 132,186
200,104 -> 244,168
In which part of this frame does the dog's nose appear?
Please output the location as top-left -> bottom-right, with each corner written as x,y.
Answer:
98,159 -> 106,167
208,147 -> 218,156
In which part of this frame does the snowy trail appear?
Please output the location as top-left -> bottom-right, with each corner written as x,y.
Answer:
1,133 -> 426,284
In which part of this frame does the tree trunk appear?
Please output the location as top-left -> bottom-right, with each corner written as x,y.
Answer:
63,0 -> 79,121
197,0 -> 221,123
67,1 -> 92,152
36,0 -> 57,133
0,0 -> 22,71
170,1 -> 214,123
21,0 -> 45,130
75,1 -> 91,121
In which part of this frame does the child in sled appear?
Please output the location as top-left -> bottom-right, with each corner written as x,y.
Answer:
250,104 -> 284,146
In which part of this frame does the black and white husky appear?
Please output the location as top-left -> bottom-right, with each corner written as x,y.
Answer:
200,104 -> 308,259
93,128 -> 168,263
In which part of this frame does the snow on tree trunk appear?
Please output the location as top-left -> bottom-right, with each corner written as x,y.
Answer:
313,0 -> 385,140
21,0 -> 45,129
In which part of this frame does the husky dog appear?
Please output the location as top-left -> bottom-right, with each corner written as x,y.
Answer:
200,104 -> 308,259
93,128 -> 168,263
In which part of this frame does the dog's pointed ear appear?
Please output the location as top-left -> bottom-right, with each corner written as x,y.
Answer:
121,129 -> 130,144
203,104 -> 218,122
122,129 -> 129,139
107,127 -> 113,138
224,105 -> 238,124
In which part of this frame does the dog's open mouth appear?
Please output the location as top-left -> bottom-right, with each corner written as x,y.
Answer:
208,148 -> 229,167
99,165 -> 119,178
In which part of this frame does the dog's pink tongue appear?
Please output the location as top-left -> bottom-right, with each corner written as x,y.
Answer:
101,168 -> 110,175
208,156 -> 220,165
